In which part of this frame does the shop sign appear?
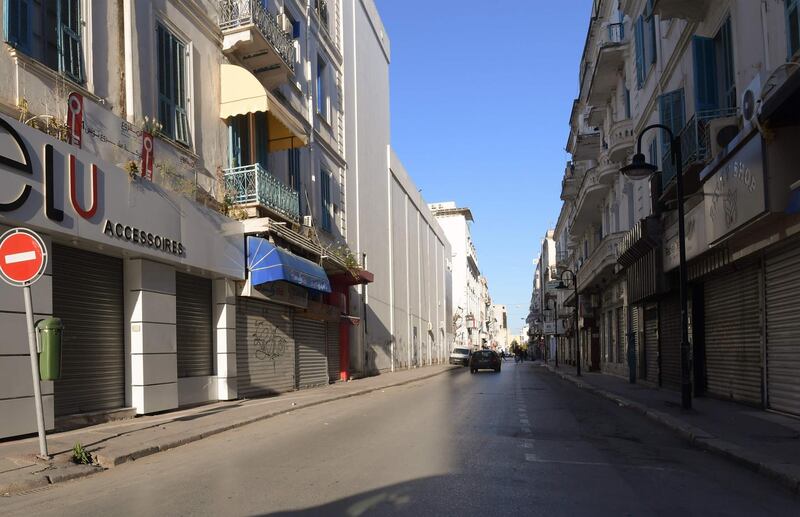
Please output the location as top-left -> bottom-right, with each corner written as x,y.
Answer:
704,134 -> 767,245
0,114 -> 245,278
255,280 -> 308,309
663,202 -> 707,271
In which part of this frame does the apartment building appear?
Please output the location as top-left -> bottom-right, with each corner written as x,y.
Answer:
558,0 -> 800,415
430,202 -> 483,350
491,303 -> 508,350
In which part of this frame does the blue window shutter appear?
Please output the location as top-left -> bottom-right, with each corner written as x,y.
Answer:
692,36 -> 718,112
5,0 -> 32,52
659,89 -> 685,149
635,17 -> 645,88
254,111 -> 269,169
647,2 -> 657,65
292,20 -> 300,39
788,0 -> 800,58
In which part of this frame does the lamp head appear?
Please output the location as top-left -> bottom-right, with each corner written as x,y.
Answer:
620,152 -> 658,180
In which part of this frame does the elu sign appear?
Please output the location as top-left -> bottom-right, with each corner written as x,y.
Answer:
0,117 -> 99,221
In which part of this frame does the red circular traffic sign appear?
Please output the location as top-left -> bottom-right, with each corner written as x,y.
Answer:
0,228 -> 47,286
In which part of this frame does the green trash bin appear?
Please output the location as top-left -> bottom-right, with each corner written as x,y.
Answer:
37,318 -> 63,381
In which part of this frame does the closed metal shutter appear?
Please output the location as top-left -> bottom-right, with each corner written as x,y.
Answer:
659,294 -> 681,390
326,322 -> 340,383
644,306 -> 659,384
176,273 -> 213,378
704,264 -> 762,404
616,307 -> 625,364
236,298 -> 295,397
765,242 -> 800,415
295,318 -> 328,388
53,245 -> 124,416
632,306 -> 640,375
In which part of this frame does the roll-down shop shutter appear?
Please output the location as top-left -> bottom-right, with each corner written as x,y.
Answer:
176,273 -> 213,378
765,241 -> 800,415
295,318 -> 328,388
236,298 -> 296,397
326,322 -> 340,383
53,245 -> 125,417
704,264 -> 762,405
659,294 -> 682,390
632,306 -> 640,375
644,306 -> 659,385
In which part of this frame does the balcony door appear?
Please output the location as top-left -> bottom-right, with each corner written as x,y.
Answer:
228,112 -> 269,169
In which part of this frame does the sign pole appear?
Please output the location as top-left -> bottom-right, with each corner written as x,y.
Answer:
24,285 -> 49,459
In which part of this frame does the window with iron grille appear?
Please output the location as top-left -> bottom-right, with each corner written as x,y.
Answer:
3,0 -> 84,83
157,23 -> 190,145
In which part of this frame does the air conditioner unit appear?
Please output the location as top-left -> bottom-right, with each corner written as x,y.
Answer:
708,116 -> 740,159
741,73 -> 763,125
303,215 -> 313,227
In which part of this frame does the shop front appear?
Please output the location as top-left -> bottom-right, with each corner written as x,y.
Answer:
0,115 -> 245,438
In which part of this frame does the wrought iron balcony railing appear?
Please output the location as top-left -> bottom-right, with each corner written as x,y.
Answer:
661,107 -> 739,189
218,0 -> 296,72
224,163 -> 300,221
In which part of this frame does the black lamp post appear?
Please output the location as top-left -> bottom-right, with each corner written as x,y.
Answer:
620,124 -> 691,410
545,295 -> 559,368
556,269 -> 580,377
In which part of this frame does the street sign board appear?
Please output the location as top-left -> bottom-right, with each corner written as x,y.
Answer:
0,228 -> 47,286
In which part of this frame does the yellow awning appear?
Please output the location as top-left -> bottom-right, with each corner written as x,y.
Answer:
220,64 -> 308,152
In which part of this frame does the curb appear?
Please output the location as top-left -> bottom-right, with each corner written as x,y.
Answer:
545,365 -> 800,495
1,366 -> 457,496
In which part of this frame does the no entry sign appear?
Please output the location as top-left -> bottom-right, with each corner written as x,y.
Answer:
0,228 -> 47,286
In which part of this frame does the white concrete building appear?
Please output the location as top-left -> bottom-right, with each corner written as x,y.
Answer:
343,0 -> 452,373
491,303 -> 508,350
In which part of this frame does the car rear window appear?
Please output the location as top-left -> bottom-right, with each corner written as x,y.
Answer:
453,348 -> 469,355
476,351 -> 493,358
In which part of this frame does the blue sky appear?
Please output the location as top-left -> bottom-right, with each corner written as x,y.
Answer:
375,0 -> 592,334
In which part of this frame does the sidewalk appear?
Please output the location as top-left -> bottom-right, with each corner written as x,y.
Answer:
0,365 -> 456,496
543,362 -> 800,494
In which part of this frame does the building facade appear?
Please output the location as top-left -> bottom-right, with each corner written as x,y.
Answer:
550,0 -> 800,415
0,0 -> 455,440
430,202 -> 484,350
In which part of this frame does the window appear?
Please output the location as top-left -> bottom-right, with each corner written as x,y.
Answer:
634,0 -> 657,88
228,115 -> 250,168
692,17 -> 735,112
320,170 -> 332,232
157,24 -> 189,145
288,148 -> 302,215
624,87 -> 631,119
788,0 -> 800,58
316,56 -> 328,120
658,89 -> 685,151
285,10 -> 301,39
4,0 -> 84,83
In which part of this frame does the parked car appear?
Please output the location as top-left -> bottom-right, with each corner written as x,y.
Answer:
470,349 -> 501,373
449,347 -> 471,366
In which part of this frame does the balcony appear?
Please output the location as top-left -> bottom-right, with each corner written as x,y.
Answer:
652,0 -> 712,22
561,176 -> 577,201
596,150 -> 618,185
661,107 -> 739,190
570,167 -> 609,236
568,128 -> 601,161
219,0 -> 296,86
224,163 -> 300,222
608,118 -> 634,163
587,22 -> 629,105
576,232 -> 625,293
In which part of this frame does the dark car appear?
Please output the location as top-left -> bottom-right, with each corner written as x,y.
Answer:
469,349 -> 501,373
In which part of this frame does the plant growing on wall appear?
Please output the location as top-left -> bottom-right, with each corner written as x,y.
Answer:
326,242 -> 362,276
17,98 -> 70,143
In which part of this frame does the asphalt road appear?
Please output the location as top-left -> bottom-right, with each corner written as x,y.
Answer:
2,362 -> 798,516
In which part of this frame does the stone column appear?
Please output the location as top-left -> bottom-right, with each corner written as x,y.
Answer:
125,259 -> 178,414
214,278 -> 237,400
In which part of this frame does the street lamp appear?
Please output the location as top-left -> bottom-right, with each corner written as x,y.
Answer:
620,124 -> 691,410
556,269 -> 580,377
545,295 -> 559,368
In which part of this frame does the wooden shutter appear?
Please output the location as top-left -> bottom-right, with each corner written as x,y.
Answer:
635,16 -> 645,88
60,0 -> 83,83
692,36 -> 718,113
4,0 -> 32,52
255,111 -> 269,169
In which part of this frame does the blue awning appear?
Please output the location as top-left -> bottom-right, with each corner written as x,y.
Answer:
247,236 -> 331,293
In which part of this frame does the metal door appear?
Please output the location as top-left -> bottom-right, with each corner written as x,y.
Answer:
704,264 -> 761,404
236,298 -> 295,397
765,242 -> 800,415
295,318 -> 328,388
644,306 -> 659,384
176,273 -> 213,378
53,245 -> 125,416
659,294 -> 681,390
326,322 -> 340,383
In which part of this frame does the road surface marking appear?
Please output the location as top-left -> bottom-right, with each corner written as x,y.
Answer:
5,251 -> 36,264
520,418 -> 530,425
521,426 -> 532,433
